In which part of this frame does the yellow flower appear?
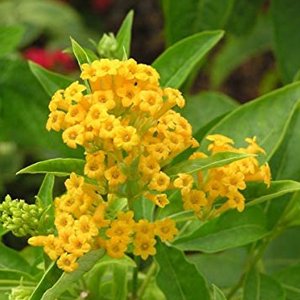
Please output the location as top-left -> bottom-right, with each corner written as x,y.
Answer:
113,126 -> 140,151
155,218 -> 178,242
182,189 -> 207,214
46,111 -> 65,132
133,235 -> 156,260
54,212 -> 74,230
145,193 -> 169,208
99,115 -> 120,139
92,90 -> 116,110
106,237 -> 127,258
106,220 -> 132,243
64,234 -> 91,256
57,253 -> 79,272
64,103 -> 87,126
84,151 -> 106,180
104,165 -> 127,187
173,173 -> 194,192
93,203 -> 110,228
138,155 -> 160,178
64,81 -> 86,102
148,172 -> 170,192
43,235 -> 63,260
74,215 -> 98,238
134,219 -> 155,237
139,90 -> 162,116
207,134 -> 234,153
65,173 -> 85,194
62,124 -> 84,148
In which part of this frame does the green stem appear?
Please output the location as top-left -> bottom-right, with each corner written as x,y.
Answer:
138,262 -> 156,299
132,256 -> 140,300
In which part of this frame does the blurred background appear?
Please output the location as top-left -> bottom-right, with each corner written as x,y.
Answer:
1,0 -> 299,248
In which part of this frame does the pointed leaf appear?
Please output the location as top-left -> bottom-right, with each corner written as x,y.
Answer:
244,180 -> 300,207
115,10 -> 134,59
71,37 -> 95,67
203,82 -> 300,161
29,61 -> 73,97
179,92 -> 238,134
173,207 -> 268,253
41,249 -> 105,300
29,263 -> 63,300
17,158 -> 85,176
155,242 -> 210,300
165,152 -> 252,176
37,174 -> 55,208
270,105 -> 300,181
152,30 -> 224,88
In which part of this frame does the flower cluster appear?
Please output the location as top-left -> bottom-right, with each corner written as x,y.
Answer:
28,58 -> 271,272
29,172 -> 178,272
46,58 -> 198,206
0,195 -> 43,237
174,135 -> 271,218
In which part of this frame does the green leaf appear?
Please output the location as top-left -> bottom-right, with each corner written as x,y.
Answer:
112,264 -> 128,300
71,37 -> 94,67
0,26 -> 24,57
211,285 -> 227,300
202,82 -> 300,161
225,0 -> 265,36
264,227 -> 300,273
271,0 -> 300,83
132,196 -> 155,221
162,0 -> 233,45
155,242 -> 210,300
275,263 -> 300,299
179,92 -> 238,134
115,10 -> 134,59
0,58 -> 78,156
270,105 -> 300,181
188,248 -> 246,288
173,206 -> 268,253
244,270 -> 285,300
29,61 -> 73,97
0,269 -> 35,284
165,152 -> 252,176
210,17 -> 272,88
244,180 -> 300,207
37,174 -> 54,208
36,174 -> 55,233
0,244 -> 32,274
152,30 -> 224,88
17,158 -> 85,176
29,262 -> 63,300
41,249 -> 105,300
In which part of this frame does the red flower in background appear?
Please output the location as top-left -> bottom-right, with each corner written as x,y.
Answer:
23,47 -> 76,73
23,48 -> 54,69
91,0 -> 113,12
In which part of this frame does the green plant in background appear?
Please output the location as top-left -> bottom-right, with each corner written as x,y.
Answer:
1,3 -> 300,300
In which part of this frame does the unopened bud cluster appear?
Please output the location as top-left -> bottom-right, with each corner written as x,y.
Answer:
0,195 -> 43,237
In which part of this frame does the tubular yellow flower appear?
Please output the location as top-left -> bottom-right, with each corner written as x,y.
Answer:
133,235 -> 156,260
148,172 -> 170,192
106,237 -> 127,258
113,126 -> 140,151
104,165 -> 127,187
155,218 -> 178,242
57,253 -> 79,273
